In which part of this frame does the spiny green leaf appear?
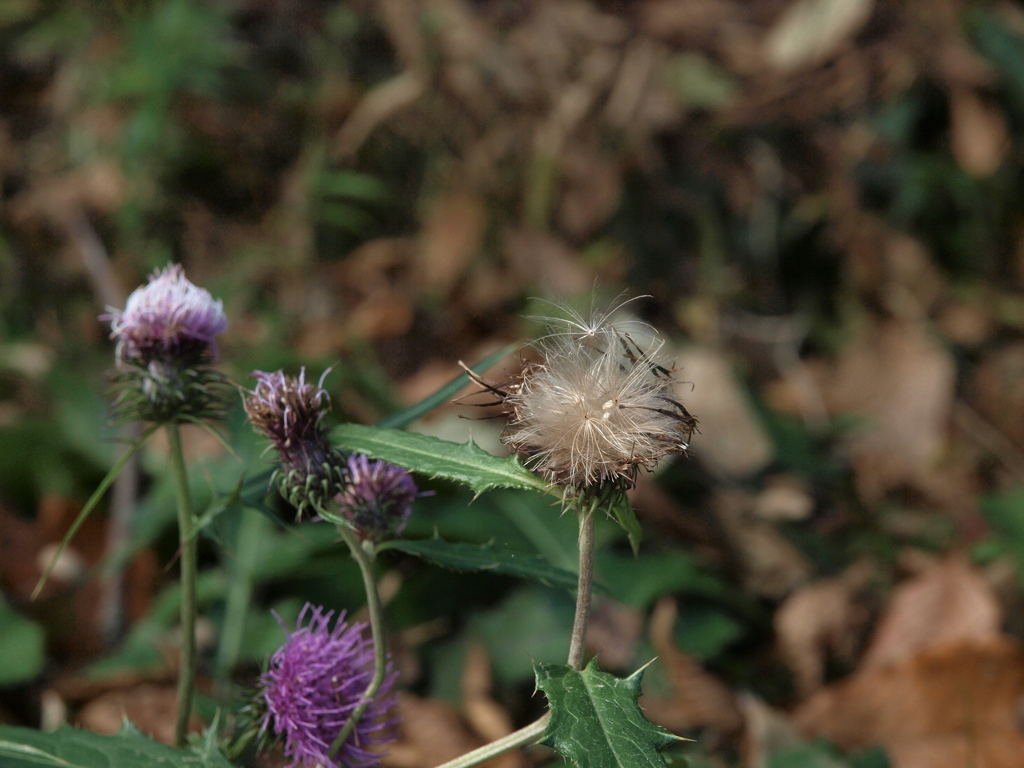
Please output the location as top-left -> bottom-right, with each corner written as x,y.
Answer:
534,659 -> 682,768
331,423 -> 550,496
380,537 -> 599,593
0,723 -> 234,768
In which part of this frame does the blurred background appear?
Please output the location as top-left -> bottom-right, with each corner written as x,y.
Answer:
3,0 -> 1024,766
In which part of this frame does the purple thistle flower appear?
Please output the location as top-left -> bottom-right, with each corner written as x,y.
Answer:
103,264 -> 228,424
106,264 -> 227,366
337,454 -> 418,543
259,604 -> 398,768
244,369 -> 347,517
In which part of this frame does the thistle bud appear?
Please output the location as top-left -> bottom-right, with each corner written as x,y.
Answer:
244,369 -> 347,518
104,264 -> 228,423
502,300 -> 697,490
336,454 -> 418,543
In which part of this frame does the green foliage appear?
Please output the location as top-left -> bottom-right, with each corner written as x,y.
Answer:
534,658 -> 681,768
331,423 -> 550,495
0,722 -> 233,768
0,603 -> 44,686
380,536 -> 590,593
979,488 -> 1024,581
765,743 -> 891,768
477,586 -> 574,684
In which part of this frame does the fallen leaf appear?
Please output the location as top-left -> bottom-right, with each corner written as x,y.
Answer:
775,559 -> 874,696
860,555 -> 1001,671
822,319 -> 956,502
763,0 -> 874,72
676,346 -> 775,479
714,491 -> 811,599
461,643 -> 523,766
795,637 -> 1024,768
419,193 -> 487,296
950,89 -> 1009,178
383,692 -> 527,768
640,597 -> 744,735
76,684 -> 200,745
753,476 -> 814,522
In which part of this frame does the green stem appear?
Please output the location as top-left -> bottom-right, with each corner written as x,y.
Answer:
431,715 -> 549,768
329,525 -> 388,758
567,504 -> 596,670
167,422 -> 198,748
428,495 -> 601,768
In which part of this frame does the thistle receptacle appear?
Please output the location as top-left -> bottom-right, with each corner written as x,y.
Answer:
499,299 -> 697,491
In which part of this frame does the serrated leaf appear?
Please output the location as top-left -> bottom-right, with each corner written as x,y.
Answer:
0,724 -> 234,768
534,659 -> 681,768
380,537 -> 596,593
331,423 -> 550,496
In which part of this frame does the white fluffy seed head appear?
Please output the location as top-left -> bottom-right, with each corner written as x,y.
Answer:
503,301 -> 696,489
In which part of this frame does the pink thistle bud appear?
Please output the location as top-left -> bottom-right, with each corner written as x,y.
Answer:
336,454 -> 418,543
244,368 -> 347,518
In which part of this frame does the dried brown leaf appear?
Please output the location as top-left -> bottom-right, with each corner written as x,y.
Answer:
950,89 -> 1009,178
676,346 -> 774,479
795,637 -> 1024,768
823,319 -> 956,502
775,559 -> 873,696
763,0 -> 874,72
861,555 -> 1002,671
640,597 -> 744,735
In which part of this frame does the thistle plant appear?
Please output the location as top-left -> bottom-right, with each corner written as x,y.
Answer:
21,291 -> 687,767
512,302 -> 693,667
102,264 -> 229,746
243,368 -> 413,764
257,604 -> 398,768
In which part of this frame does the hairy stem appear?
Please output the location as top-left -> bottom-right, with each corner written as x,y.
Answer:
167,422 -> 197,747
330,525 -> 388,757
567,505 -> 596,670
431,715 -> 550,768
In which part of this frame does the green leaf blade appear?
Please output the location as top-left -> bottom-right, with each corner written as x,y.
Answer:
330,424 -> 549,496
382,537 -> 597,593
535,659 -> 681,768
0,724 -> 234,768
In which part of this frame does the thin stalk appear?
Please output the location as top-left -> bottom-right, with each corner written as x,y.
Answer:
167,422 -> 198,747
431,715 -> 549,768
329,525 -> 387,758
567,505 -> 596,670
426,497 -> 600,768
